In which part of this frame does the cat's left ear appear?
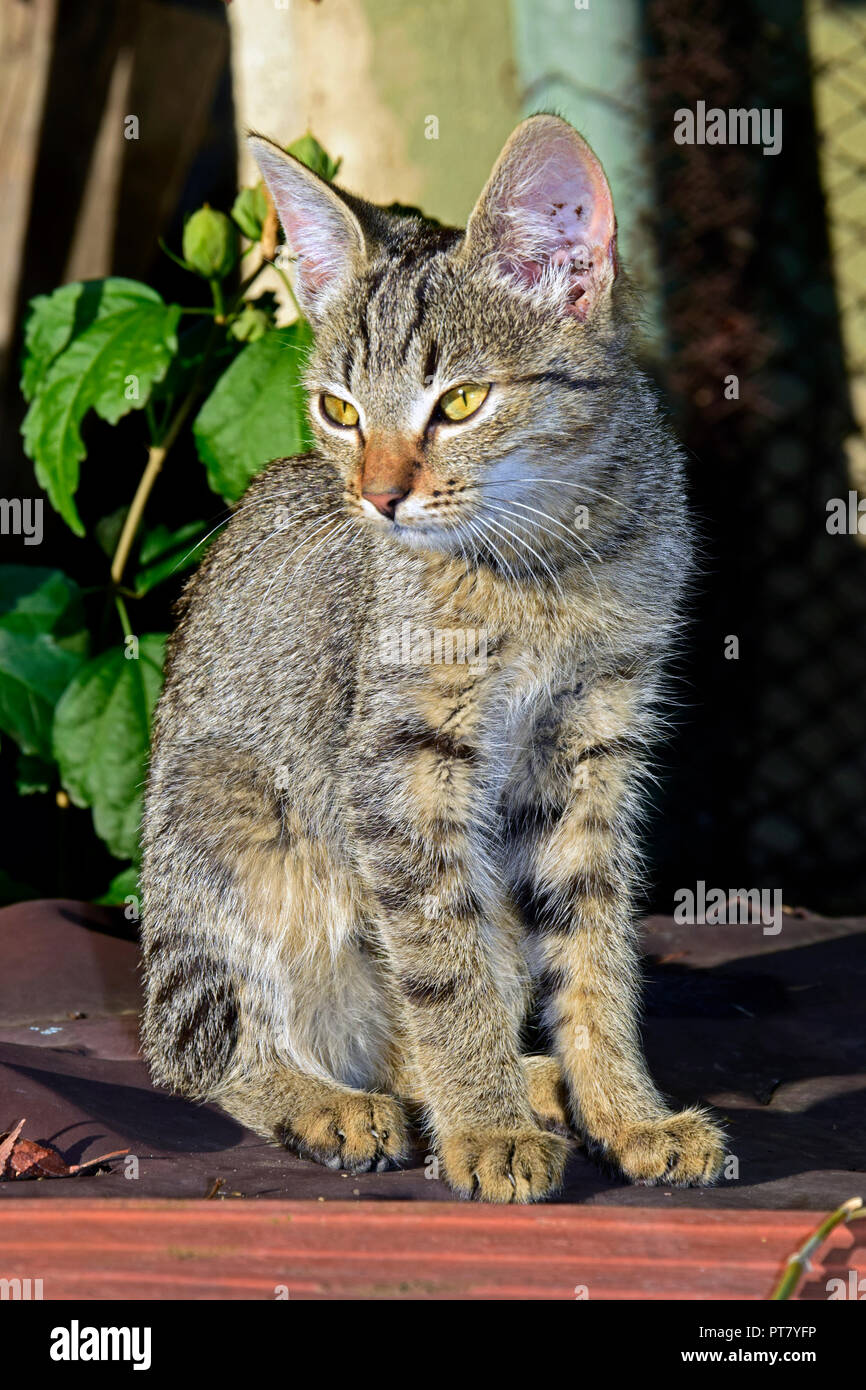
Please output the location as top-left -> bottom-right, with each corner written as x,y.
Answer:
463,115 -> 617,322
248,133 -> 365,320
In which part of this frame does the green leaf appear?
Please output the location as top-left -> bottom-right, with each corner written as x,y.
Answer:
0,631 -> 84,758
21,279 -> 181,535
16,752 -> 53,796
151,316 -> 235,408
232,182 -> 269,240
230,303 -> 271,343
95,863 -> 140,905
95,506 -> 130,559
286,134 -> 341,182
134,519 -> 212,595
53,633 -> 165,861
0,567 -> 89,757
20,281 -> 84,402
193,321 -> 314,503
0,566 -> 87,653
229,290 -> 278,346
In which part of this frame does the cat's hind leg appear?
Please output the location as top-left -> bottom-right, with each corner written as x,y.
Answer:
217,1066 -> 407,1172
523,1054 -> 572,1136
141,745 -> 409,1170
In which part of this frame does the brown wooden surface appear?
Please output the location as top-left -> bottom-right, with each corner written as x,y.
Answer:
1,1199 -> 864,1300
0,899 -> 864,1215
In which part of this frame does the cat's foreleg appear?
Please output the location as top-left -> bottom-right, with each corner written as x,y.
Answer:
348,737 -> 568,1203
520,682 -> 726,1185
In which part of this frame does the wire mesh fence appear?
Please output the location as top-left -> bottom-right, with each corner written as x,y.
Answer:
641,0 -> 866,913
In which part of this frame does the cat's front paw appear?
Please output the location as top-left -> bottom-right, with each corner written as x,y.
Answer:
279,1090 -> 408,1174
439,1126 -> 569,1203
599,1108 -> 725,1186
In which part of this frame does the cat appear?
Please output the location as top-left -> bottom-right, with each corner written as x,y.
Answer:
140,114 -> 725,1202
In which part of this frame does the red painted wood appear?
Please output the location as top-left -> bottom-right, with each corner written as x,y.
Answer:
1,1201 -> 862,1300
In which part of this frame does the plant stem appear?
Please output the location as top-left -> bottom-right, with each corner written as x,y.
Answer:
158,237 -> 192,272
110,445 -> 167,586
228,247 -> 301,319
109,322 -> 220,589
230,262 -> 266,313
770,1197 -> 864,1299
210,278 -> 226,324
261,192 -> 279,262
114,593 -> 134,638
107,242 -> 285,603
232,247 -> 302,322
272,260 -> 303,320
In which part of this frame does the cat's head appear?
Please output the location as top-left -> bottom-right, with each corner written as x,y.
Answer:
250,116 -> 635,569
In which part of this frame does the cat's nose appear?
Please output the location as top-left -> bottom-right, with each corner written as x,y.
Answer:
362,487 -> 409,519
361,429 -> 416,518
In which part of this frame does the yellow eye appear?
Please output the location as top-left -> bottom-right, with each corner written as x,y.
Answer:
322,394 -> 359,427
438,382 -> 490,422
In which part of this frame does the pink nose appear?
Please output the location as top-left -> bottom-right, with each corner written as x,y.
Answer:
363,488 -> 408,519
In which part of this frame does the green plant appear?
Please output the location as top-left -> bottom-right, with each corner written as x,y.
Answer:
5,135 -> 338,903
770,1196 -> 864,1299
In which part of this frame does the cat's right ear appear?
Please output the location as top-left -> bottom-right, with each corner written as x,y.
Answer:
248,134 -> 365,319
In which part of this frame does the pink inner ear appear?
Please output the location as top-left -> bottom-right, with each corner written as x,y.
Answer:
534,147 -> 613,250
267,193 -> 356,304
493,128 -> 617,318
250,138 -> 359,307
282,207 -> 345,297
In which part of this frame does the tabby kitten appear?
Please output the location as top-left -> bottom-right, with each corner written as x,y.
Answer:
141,115 -> 725,1201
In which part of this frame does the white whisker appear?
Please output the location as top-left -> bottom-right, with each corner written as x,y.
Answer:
301,516 -> 360,645
486,498 -> 604,601
468,515 -> 521,590
481,514 -> 564,599
255,505 -> 347,628
476,474 -> 645,521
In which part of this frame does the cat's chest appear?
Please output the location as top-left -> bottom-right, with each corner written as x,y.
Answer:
370,546 -> 588,747
411,596 -> 578,750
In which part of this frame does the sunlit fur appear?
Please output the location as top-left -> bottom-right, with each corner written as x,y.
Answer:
140,116 -> 724,1201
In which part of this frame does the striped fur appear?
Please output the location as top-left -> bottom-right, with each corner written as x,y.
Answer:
140,116 -> 724,1200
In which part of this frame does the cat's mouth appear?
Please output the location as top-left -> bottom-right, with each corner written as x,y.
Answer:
357,489 -> 471,539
